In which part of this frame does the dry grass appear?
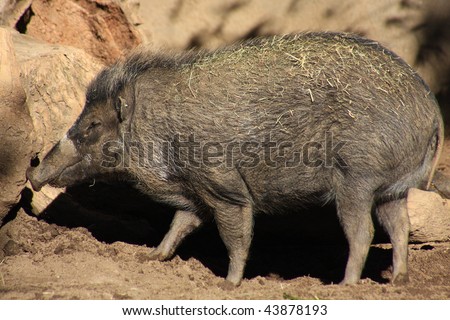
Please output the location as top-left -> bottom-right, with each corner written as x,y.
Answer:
180,32 -> 416,102
170,35 -> 422,135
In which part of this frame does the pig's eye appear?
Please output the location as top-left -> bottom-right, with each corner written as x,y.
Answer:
85,121 -> 101,134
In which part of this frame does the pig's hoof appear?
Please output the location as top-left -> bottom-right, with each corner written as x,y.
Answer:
392,273 -> 409,285
218,280 -> 238,291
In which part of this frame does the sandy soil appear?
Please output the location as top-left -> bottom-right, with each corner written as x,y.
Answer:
0,140 -> 449,300
1,212 -> 449,300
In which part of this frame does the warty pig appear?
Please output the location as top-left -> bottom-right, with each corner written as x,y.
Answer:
27,32 -> 444,286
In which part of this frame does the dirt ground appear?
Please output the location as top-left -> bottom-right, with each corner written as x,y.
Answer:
0,140 -> 449,300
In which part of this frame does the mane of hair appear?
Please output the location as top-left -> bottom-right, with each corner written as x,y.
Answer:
85,48 -> 203,104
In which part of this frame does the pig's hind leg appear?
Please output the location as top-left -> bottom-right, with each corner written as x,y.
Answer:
376,198 -> 410,284
147,209 -> 204,261
336,186 -> 375,285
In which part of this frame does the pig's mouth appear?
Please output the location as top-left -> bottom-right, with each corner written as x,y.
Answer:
27,158 -> 84,191
46,159 -> 85,188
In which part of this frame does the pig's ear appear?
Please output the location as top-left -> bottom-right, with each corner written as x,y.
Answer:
116,96 -> 128,122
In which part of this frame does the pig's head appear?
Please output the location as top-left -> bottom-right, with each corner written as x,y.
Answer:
27,70 -> 135,191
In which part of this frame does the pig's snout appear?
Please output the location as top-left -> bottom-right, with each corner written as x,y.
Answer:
26,135 -> 82,191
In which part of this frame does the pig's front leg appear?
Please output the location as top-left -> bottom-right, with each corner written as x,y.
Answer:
148,209 -> 204,261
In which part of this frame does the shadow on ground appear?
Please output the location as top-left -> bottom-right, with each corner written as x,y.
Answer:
21,182 -> 393,284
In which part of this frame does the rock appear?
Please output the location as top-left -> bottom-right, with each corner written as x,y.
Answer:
121,1 -> 412,49
408,188 -> 450,243
2,0 -> 142,64
12,31 -> 104,214
0,0 -> 32,27
413,0 -> 450,93
11,30 -> 103,156
3,239 -> 21,256
27,184 -> 65,216
0,27 -> 34,222
0,27 -> 104,220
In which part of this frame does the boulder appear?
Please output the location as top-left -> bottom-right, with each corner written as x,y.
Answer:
0,0 -> 33,27
0,28 -> 104,221
0,28 -> 34,221
408,188 -> 450,243
1,0 -> 142,64
12,31 -> 103,153
13,31 -> 105,214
